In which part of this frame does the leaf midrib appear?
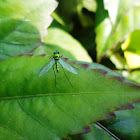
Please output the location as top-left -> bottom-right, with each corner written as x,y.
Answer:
0,91 -> 139,100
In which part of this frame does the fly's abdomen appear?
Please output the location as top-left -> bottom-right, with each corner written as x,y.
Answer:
56,62 -> 59,72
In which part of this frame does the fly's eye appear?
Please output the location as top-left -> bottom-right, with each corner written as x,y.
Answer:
53,52 -> 55,54
58,52 -> 60,54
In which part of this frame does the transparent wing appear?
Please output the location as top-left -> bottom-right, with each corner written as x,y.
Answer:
38,58 -> 55,77
59,57 -> 78,74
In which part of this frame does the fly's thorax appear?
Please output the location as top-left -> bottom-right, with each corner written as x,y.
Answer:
54,52 -> 60,60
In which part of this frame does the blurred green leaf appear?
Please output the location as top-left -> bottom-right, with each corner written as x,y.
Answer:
1,56 -> 140,139
33,27 -> 93,62
127,70 -> 140,84
122,30 -> 140,69
83,0 -> 97,12
51,12 -> 73,32
95,0 -> 140,61
109,53 -> 126,69
56,0 -> 96,27
122,30 -> 140,53
104,0 -> 137,25
124,51 -> 140,69
0,0 -> 58,60
106,43 -> 127,70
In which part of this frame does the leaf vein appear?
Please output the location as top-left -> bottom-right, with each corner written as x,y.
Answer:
50,96 -> 77,122
17,98 -> 56,134
0,122 -> 22,138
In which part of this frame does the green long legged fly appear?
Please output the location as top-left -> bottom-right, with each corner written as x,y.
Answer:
38,51 -> 78,86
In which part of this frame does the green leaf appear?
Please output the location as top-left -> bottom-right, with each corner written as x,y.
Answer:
73,123 -> 116,140
0,0 -> 58,60
1,56 -> 140,139
68,123 -> 115,140
101,103 -> 140,139
32,27 -> 93,62
95,0 -> 140,61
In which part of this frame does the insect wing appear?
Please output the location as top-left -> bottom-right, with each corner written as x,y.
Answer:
38,58 -> 55,77
59,57 -> 78,74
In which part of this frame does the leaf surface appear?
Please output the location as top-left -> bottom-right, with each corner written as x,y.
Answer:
0,56 -> 140,139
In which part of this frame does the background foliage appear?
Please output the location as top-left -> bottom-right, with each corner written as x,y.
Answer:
1,0 -> 140,139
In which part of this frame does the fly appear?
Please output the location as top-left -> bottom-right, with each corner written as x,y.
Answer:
38,51 -> 78,86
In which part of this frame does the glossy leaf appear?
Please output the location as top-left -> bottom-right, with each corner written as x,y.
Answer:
0,56 -> 140,139
0,0 -> 58,60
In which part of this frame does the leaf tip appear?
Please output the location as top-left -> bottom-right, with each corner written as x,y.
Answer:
118,103 -> 134,110
75,125 -> 91,135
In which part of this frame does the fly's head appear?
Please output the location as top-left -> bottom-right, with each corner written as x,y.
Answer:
53,51 -> 60,60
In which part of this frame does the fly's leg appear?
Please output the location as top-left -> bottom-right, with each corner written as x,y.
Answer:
53,65 -> 56,87
61,65 -> 73,87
